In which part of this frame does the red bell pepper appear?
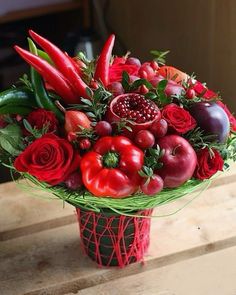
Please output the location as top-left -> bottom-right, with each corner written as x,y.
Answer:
94,34 -> 115,87
29,30 -> 90,99
80,136 -> 144,198
14,46 -> 79,104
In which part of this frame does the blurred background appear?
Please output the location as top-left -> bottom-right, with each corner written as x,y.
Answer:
0,0 -> 235,182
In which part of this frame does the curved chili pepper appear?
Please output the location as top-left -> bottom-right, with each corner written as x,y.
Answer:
29,30 -> 90,99
94,34 -> 115,87
14,46 -> 79,104
28,38 -> 64,122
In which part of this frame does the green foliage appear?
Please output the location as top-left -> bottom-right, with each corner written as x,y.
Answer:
0,124 -> 24,156
70,86 -> 112,121
145,79 -> 172,107
150,50 -> 170,65
23,119 -> 49,139
115,118 -> 135,134
121,71 -> 152,93
18,74 -> 33,91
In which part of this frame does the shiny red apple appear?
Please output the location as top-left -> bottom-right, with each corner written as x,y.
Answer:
157,135 -> 197,188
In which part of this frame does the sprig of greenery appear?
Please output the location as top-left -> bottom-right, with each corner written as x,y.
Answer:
23,119 -> 49,139
139,146 -> 165,180
150,50 -> 170,65
121,71 -> 152,93
76,52 -> 96,82
18,74 -> 33,91
69,86 -> 112,121
184,127 -> 220,150
114,118 -> 135,134
145,79 -> 172,107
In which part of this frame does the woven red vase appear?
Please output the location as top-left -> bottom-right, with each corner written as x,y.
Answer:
76,207 -> 153,267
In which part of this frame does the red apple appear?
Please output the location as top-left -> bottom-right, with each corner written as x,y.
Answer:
157,135 -> 197,188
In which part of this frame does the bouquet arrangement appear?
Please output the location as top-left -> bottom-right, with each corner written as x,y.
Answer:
0,30 -> 236,267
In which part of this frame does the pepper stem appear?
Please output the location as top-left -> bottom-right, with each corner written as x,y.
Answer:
103,152 -> 119,168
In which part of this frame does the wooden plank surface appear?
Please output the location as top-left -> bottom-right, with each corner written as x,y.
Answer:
0,165 -> 236,294
76,245 -> 236,295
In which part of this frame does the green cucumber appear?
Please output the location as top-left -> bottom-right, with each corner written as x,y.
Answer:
0,105 -> 33,115
0,87 -> 37,108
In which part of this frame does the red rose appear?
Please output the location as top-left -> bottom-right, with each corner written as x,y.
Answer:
109,60 -> 139,83
193,81 -> 217,100
14,134 -> 80,185
217,101 -> 236,132
162,103 -> 197,134
27,109 -> 58,132
194,148 -> 224,180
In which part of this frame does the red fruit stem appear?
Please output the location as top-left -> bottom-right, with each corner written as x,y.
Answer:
29,30 -> 90,99
94,34 -> 115,87
14,46 -> 79,104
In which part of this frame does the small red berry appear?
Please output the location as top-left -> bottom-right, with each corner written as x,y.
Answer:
64,171 -> 83,190
135,130 -> 155,149
141,174 -> 164,195
67,131 -> 77,142
150,60 -> 159,71
90,80 -> 99,90
139,69 -> 148,79
95,121 -> 112,137
186,88 -> 196,99
79,138 -> 91,150
139,85 -> 149,94
125,57 -> 141,67
149,119 -> 168,138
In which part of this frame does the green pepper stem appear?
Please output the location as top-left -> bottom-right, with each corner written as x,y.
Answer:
103,152 -> 119,168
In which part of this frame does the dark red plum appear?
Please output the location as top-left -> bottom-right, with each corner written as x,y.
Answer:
189,102 -> 230,143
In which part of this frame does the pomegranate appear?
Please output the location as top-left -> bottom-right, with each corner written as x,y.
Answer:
106,93 -> 161,136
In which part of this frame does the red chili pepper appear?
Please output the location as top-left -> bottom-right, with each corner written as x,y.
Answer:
80,136 -> 144,198
29,30 -> 90,99
94,34 -> 115,87
14,46 -> 79,104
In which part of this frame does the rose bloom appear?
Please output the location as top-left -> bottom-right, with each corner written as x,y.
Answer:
162,103 -> 196,134
109,58 -> 139,83
27,109 -> 58,132
14,134 -> 80,185
217,101 -> 236,132
194,148 -> 224,180
193,81 -> 217,100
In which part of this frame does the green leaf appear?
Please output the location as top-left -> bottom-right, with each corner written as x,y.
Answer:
157,79 -> 172,106
85,87 -> 93,98
121,71 -> 131,92
81,98 -> 93,106
0,124 -> 23,156
150,50 -> 170,65
130,79 -> 152,91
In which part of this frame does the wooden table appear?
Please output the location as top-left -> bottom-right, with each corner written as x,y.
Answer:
1,165 -> 236,295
